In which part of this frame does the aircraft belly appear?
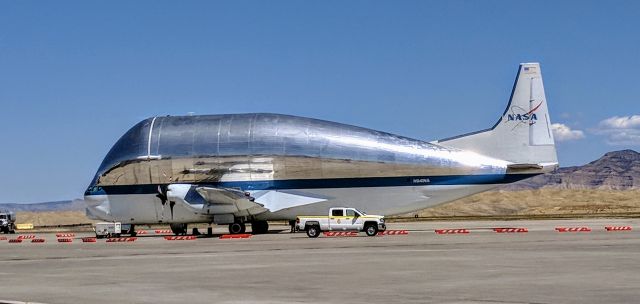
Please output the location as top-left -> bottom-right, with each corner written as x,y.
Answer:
258,184 -> 501,220
88,183 -> 501,223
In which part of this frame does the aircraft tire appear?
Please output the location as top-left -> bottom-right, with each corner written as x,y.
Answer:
170,223 -> 188,235
229,222 -> 245,234
251,221 -> 269,234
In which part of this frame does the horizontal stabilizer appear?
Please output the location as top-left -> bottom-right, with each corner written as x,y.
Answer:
506,162 -> 558,173
507,163 -> 543,170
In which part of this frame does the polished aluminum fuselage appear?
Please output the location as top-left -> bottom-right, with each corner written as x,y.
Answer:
85,113 -> 527,224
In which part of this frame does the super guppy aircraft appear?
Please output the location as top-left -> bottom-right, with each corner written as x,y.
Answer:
85,63 -> 558,235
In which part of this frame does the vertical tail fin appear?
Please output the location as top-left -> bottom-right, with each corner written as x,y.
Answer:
436,63 -> 558,171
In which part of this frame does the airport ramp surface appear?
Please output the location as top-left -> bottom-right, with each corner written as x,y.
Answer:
1,220 -> 639,304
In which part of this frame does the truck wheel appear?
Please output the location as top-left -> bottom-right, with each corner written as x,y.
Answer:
306,225 -> 320,238
365,224 -> 378,236
228,222 -> 245,234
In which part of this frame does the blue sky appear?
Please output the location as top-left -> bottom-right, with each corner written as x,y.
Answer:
1,1 -> 639,203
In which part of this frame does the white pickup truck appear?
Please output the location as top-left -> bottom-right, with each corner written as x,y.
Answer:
296,207 -> 386,238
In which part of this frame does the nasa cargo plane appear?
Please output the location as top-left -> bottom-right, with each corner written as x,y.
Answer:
85,63 -> 558,235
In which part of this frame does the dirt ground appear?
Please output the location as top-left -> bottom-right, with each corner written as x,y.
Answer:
415,189 -> 640,217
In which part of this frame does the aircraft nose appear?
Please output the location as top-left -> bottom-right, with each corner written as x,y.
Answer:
84,193 -> 106,207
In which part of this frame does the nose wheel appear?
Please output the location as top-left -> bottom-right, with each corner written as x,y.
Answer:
228,222 -> 246,234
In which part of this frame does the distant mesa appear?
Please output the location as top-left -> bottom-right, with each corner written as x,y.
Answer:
0,199 -> 85,213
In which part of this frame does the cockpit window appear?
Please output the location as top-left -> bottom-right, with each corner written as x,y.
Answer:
95,118 -> 152,177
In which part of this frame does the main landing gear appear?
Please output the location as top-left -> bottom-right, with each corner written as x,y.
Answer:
251,221 -> 269,234
170,223 -> 188,235
228,222 -> 246,234
227,220 -> 269,235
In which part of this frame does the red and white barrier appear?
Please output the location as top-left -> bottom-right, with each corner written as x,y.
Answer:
106,237 -> 137,242
323,231 -> 358,237
154,230 -> 172,234
17,234 -> 36,239
9,239 -> 23,243
219,234 -> 252,239
493,228 -> 528,233
56,233 -> 76,237
555,227 -> 591,232
82,237 -> 97,243
605,226 -> 632,231
435,229 -> 470,234
135,230 -> 148,234
164,235 -> 197,241
378,230 -> 409,236
31,238 -> 45,243
0,236 -> 7,241
57,238 -> 73,243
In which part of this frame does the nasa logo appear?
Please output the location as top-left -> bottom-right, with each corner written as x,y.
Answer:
507,113 -> 538,121
505,101 -> 543,125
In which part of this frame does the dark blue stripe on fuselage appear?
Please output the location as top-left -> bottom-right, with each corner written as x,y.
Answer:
85,173 -> 538,196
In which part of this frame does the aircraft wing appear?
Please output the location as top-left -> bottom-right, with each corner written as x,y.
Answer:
195,187 -> 269,217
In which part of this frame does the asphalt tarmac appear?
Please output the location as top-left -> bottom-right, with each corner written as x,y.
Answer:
1,219 -> 639,304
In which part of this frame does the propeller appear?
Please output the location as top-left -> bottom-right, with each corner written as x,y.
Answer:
156,185 -> 175,220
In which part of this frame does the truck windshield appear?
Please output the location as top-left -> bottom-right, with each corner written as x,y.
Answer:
0,215 -> 6,219
346,209 -> 359,217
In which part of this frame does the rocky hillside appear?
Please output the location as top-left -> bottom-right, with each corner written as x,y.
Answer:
506,149 -> 640,190
0,199 -> 85,212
